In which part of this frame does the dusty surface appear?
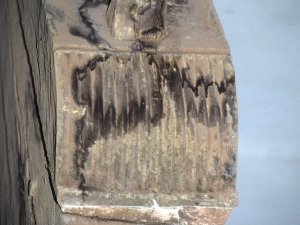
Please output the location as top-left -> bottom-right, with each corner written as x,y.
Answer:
45,0 -> 229,53
55,51 -> 237,222
107,0 -> 168,40
0,0 -> 237,224
55,51 -> 237,195
50,0 -> 237,224
61,207 -> 233,225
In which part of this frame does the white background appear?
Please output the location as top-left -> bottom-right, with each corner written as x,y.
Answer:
212,0 -> 300,224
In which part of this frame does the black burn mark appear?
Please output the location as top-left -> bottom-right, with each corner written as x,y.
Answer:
208,102 -> 221,128
72,54 -> 110,197
182,67 -> 229,98
74,118 -> 88,198
150,91 -> 163,127
132,40 -> 157,52
131,0 -> 165,40
145,54 -> 164,127
72,53 -> 236,195
69,0 -> 111,47
168,0 -> 189,5
71,54 -> 111,106
139,40 -> 157,51
147,54 -> 235,130
72,54 -> 151,196
141,27 -> 162,36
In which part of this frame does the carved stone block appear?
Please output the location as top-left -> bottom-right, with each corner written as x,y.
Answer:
44,0 -> 238,223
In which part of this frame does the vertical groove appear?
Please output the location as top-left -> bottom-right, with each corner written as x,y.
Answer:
168,54 -> 176,193
182,54 -> 193,192
93,62 -> 100,189
205,55 -> 213,191
124,53 -> 131,191
124,54 -> 131,190
222,54 -> 237,191
131,53 -> 139,192
133,53 -> 142,191
126,53 -> 137,191
98,59 -> 105,190
111,55 -> 117,192
215,56 -> 226,191
173,54 -> 186,192
149,55 -> 162,193
148,56 -> 159,193
154,55 -> 162,193
191,54 -> 199,192
139,53 -> 149,192
195,54 -> 209,192
102,55 -> 110,190
163,54 -> 174,193
143,54 -> 152,192
115,53 -> 127,191
160,54 -> 167,193
88,65 -> 96,188
181,55 -> 188,192
108,55 -> 115,191
207,55 -> 221,191
135,53 -> 142,191
207,86 -> 215,192
58,51 -> 237,196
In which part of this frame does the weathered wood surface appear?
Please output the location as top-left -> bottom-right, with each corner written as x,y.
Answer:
0,0 -> 63,224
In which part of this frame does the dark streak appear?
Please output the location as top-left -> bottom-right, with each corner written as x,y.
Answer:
71,54 -> 111,106
69,0 -> 111,47
132,40 -> 157,51
129,3 -> 139,21
16,0 -> 59,205
168,0 -> 188,4
141,27 -> 162,36
72,53 -> 236,195
130,0 -> 166,41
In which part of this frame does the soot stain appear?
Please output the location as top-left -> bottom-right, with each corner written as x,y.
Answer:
69,0 -> 111,47
132,40 -> 158,51
72,54 -> 153,196
141,27 -> 162,36
72,53 -> 236,195
146,54 -> 235,130
72,54 -> 111,197
130,0 -> 165,40
168,0 -> 189,5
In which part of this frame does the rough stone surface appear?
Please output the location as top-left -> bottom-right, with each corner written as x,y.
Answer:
51,0 -> 238,223
0,0 -> 237,224
107,0 -> 168,40
61,207 -> 233,225
46,0 -> 229,53
55,50 -> 238,206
